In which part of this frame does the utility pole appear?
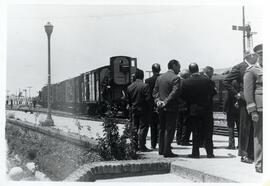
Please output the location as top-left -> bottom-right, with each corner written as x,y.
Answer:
27,86 -> 32,99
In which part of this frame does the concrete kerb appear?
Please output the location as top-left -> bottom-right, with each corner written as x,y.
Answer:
6,118 -> 97,148
170,162 -> 237,183
64,158 -> 237,182
64,159 -> 172,182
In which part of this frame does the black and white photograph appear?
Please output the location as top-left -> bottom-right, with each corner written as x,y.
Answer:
1,0 -> 269,184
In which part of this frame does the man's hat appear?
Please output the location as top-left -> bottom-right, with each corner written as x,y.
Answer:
253,44 -> 263,54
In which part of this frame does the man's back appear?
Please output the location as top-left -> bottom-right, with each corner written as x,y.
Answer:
181,73 -> 215,109
153,70 -> 180,112
127,79 -> 151,111
145,74 -> 159,94
223,61 -> 249,96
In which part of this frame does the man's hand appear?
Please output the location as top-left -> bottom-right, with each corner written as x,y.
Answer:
157,101 -> 165,108
251,111 -> 259,122
235,93 -> 241,100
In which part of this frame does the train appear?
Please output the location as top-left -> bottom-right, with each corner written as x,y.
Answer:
38,56 -> 227,117
38,56 -> 137,117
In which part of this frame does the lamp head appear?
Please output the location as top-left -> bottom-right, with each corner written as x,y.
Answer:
44,22 -> 53,37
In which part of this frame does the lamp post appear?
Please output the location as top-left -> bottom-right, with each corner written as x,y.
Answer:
43,22 -> 54,126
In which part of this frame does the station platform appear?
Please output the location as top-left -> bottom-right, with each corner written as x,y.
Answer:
139,135 -> 263,183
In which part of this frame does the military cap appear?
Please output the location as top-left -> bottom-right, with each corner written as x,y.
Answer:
253,44 -> 263,54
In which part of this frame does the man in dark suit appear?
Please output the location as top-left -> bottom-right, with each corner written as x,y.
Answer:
201,66 -> 217,148
145,63 -> 161,149
223,80 -> 240,149
153,59 -> 181,157
176,69 -> 191,146
223,52 -> 257,163
127,69 -> 152,152
181,63 -> 216,158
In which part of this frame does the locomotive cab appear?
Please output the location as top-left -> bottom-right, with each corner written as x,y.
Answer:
110,56 -> 137,116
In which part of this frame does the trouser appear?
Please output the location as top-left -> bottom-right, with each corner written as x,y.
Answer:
238,106 -> 254,159
190,113 -> 213,156
226,111 -> 240,147
158,110 -> 177,155
150,110 -> 159,148
176,110 -> 191,143
253,112 -> 263,171
131,109 -> 149,150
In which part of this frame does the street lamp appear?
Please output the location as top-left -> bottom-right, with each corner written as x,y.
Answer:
43,22 -> 54,126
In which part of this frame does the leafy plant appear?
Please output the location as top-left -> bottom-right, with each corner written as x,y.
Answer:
96,105 -> 137,160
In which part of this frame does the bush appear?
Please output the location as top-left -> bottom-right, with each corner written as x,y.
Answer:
96,108 -> 137,160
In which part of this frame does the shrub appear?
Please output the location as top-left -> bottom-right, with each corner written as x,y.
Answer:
96,107 -> 137,160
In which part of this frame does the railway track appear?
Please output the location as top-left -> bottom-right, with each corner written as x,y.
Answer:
7,106 -> 237,137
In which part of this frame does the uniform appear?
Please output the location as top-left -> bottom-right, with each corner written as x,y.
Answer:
223,61 -> 254,160
145,74 -> 160,149
153,70 -> 180,156
127,79 -> 151,151
244,65 -> 263,172
181,73 -> 216,157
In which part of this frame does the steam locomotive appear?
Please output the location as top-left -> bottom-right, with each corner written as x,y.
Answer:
38,56 -> 227,117
38,56 -> 137,117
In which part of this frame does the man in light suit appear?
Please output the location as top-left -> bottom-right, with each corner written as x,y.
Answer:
244,44 -> 263,173
153,59 -> 181,157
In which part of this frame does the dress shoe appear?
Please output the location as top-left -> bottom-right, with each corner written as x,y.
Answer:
207,154 -> 215,158
181,142 -> 191,146
187,154 -> 200,158
139,147 -> 152,152
164,153 -> 178,158
226,146 -> 236,150
241,156 -> 253,164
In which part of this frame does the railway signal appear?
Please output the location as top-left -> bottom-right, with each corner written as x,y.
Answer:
232,6 -> 257,60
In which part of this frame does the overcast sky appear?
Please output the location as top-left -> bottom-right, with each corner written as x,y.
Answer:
7,4 -> 263,96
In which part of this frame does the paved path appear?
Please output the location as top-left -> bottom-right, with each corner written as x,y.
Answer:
96,173 -> 192,182
140,135 -> 263,183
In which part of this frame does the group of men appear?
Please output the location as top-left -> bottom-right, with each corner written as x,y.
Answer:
127,60 -> 216,158
126,44 -> 263,173
223,44 -> 263,173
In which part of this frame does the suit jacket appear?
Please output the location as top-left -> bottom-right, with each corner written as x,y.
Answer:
127,79 -> 151,112
145,74 -> 160,111
181,73 -> 216,115
145,74 -> 160,94
223,61 -> 249,103
153,70 -> 180,112
244,65 -> 263,113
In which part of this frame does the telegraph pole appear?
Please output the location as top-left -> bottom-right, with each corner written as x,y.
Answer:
27,86 -> 32,99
